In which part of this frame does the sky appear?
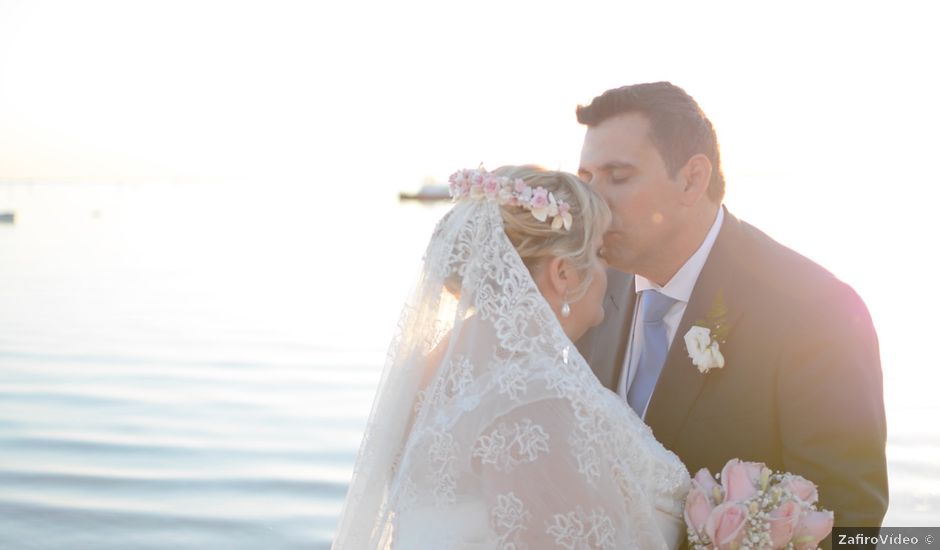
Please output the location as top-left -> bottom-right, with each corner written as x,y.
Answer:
1,0 -> 937,188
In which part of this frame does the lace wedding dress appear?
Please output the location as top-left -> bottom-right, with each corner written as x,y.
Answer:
332,197 -> 690,549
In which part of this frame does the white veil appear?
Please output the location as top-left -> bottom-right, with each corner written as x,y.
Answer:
332,196 -> 689,549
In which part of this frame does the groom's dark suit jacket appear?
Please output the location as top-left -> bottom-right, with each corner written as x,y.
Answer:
577,207 -> 888,535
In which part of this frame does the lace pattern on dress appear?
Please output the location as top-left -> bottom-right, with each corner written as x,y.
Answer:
331,199 -> 691,550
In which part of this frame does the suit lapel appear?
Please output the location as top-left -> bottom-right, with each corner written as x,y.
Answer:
609,275 -> 637,391
578,269 -> 636,392
645,208 -> 745,448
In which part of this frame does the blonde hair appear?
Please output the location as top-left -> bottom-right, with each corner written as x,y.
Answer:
493,165 -> 611,300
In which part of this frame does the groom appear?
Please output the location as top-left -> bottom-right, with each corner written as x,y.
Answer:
575,82 -> 888,541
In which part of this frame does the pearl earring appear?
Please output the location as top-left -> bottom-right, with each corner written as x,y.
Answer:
561,291 -> 571,318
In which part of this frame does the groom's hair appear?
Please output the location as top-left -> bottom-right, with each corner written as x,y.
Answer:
576,82 -> 725,202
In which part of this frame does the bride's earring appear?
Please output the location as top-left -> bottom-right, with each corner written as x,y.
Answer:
561,290 -> 571,318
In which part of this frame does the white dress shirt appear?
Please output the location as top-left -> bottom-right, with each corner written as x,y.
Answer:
617,208 -> 725,417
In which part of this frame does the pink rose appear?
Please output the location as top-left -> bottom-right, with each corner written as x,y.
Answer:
684,486 -> 715,537
482,175 -> 501,199
705,502 -> 749,550
781,474 -> 819,505
448,171 -> 469,197
693,468 -> 721,503
768,500 -> 802,547
720,459 -> 764,502
530,187 -> 549,209
792,510 -> 834,550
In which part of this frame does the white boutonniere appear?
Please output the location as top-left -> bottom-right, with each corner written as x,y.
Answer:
684,326 -> 725,373
684,290 -> 731,374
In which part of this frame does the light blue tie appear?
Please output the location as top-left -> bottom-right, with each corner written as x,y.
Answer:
627,290 -> 677,417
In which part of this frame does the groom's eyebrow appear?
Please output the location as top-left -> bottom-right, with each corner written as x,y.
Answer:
591,161 -> 638,175
579,161 -> 636,174
600,161 -> 636,170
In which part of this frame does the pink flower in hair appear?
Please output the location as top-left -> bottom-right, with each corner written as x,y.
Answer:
497,186 -> 513,205
448,171 -> 463,197
553,200 -> 573,231
482,175 -> 501,199
448,170 -> 473,198
447,167 -> 572,231
529,187 -> 551,222
530,187 -> 549,209
517,184 -> 533,204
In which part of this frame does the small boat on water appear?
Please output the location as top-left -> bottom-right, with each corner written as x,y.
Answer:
399,184 -> 450,203
0,212 -> 14,224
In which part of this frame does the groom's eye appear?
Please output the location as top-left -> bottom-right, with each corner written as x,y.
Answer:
611,169 -> 633,183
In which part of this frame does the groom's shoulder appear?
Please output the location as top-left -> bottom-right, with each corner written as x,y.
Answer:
728,216 -> 869,317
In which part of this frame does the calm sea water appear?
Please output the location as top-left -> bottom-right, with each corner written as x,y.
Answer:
0,181 -> 936,549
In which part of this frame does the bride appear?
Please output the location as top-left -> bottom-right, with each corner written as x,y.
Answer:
332,166 -> 691,549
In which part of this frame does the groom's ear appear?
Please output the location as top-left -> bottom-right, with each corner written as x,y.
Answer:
678,153 -> 713,207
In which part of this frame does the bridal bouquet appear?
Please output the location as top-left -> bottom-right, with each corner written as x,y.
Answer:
684,459 -> 834,550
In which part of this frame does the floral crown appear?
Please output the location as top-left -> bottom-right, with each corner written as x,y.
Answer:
448,167 -> 573,231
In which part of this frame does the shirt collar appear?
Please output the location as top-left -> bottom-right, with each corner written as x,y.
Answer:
635,207 -> 725,304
